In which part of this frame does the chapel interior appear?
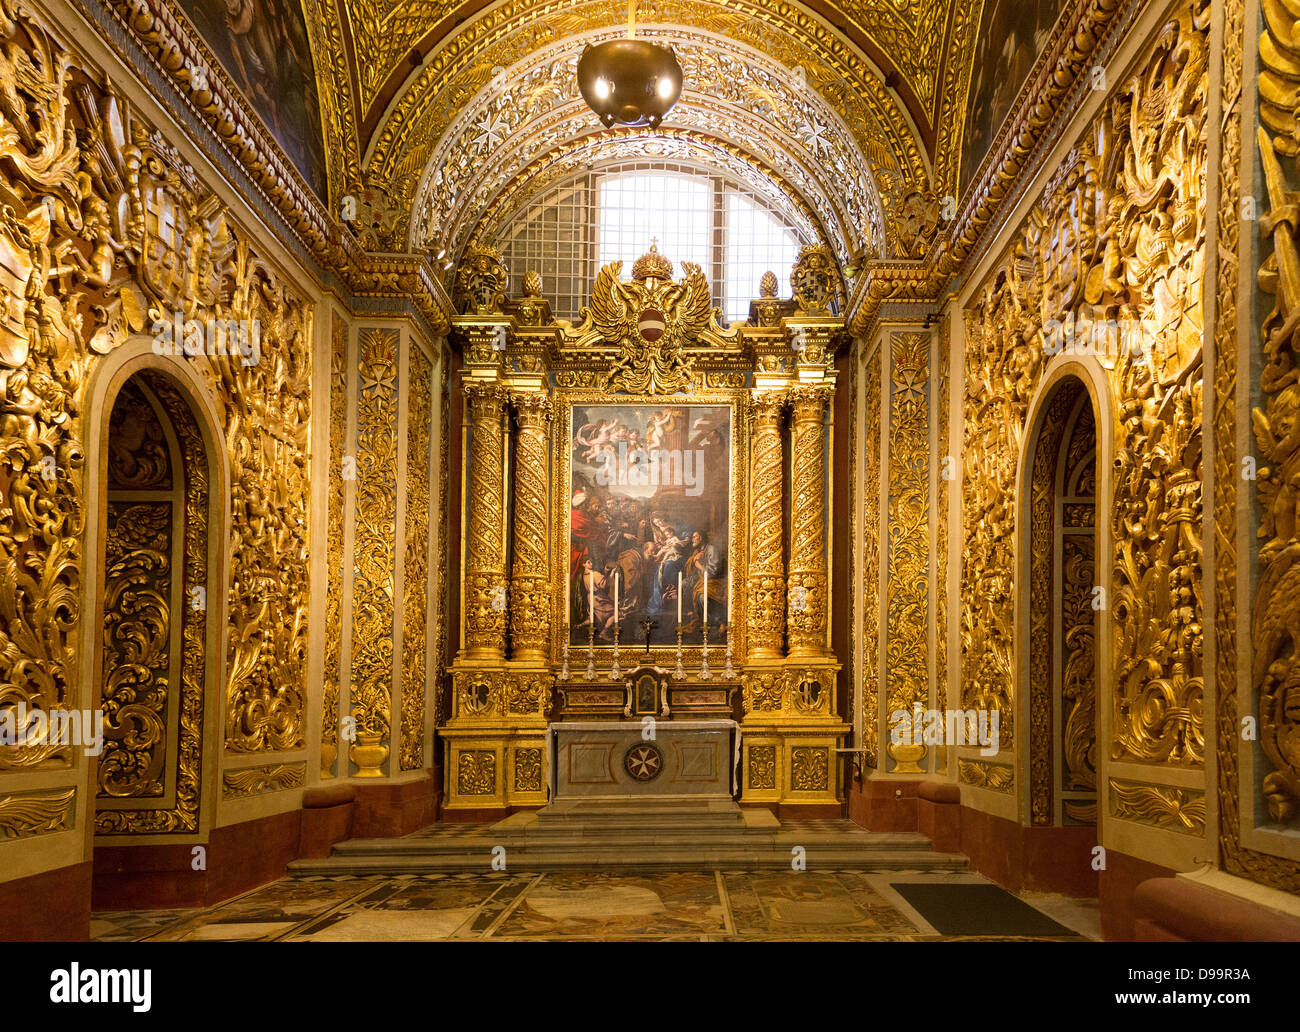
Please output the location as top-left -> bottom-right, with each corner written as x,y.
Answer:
0,0 -> 1298,944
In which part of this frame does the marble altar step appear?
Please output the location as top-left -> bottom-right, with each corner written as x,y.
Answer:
289,801 -> 969,875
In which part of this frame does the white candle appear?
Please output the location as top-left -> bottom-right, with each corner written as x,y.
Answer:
613,572 -> 619,621
703,569 -> 708,625
677,571 -> 682,624
589,573 -> 594,621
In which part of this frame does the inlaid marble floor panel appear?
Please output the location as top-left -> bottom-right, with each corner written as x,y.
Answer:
90,869 -> 1100,942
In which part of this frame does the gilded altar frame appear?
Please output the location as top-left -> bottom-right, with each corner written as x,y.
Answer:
548,389 -> 751,670
439,243 -> 849,815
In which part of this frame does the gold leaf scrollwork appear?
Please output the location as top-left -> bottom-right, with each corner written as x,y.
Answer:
1253,0 -> 1300,826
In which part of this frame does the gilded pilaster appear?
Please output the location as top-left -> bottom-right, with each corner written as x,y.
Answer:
747,391 -> 787,659
509,392 -> 553,662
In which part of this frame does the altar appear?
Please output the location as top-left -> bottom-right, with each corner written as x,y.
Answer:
548,720 -> 739,800
438,242 -> 849,817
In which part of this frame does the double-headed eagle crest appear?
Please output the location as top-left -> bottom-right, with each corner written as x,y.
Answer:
572,245 -> 732,394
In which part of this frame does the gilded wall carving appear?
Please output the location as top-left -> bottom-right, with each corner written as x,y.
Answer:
0,0 -> 311,785
401,347 -> 433,770
457,750 -> 496,795
1219,0 -> 1300,890
350,329 -> 398,748
513,747 -> 542,793
959,759 -> 1014,793
1253,0 -> 1300,831
935,320 -> 949,725
961,5 -> 1208,776
321,312 -> 348,768
885,333 -> 929,771
862,347 -> 881,769
432,354 -> 451,725
748,745 -> 776,789
790,746 -> 829,792
99,502 -> 171,799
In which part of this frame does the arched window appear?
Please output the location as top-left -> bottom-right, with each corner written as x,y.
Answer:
495,160 -> 814,325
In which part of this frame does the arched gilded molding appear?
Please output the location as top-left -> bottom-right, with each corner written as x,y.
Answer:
347,0 -> 952,148
464,132 -> 829,263
80,341 -> 234,840
1013,357 -> 1115,826
402,29 -> 892,261
364,3 -> 928,246
301,0 -> 364,209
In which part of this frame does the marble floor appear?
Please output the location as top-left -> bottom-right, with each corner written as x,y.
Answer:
90,869 -> 1102,942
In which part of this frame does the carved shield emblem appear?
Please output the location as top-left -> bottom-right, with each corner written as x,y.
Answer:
638,307 -> 666,342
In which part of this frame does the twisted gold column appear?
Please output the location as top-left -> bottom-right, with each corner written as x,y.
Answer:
463,383 -> 508,660
786,384 -> 832,657
509,392 -> 552,662
747,391 -> 787,659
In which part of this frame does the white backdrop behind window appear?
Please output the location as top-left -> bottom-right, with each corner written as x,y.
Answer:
725,193 -> 801,324
495,160 -> 820,324
597,172 -> 711,273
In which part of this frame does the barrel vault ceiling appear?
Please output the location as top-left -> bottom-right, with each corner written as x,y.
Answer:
297,0 -> 981,262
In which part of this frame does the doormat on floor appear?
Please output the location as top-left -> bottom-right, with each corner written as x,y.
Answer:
890,883 -> 1080,938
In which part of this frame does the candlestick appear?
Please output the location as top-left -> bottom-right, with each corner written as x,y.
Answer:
674,626 -> 685,680
700,623 -> 711,680
611,602 -> 621,680
723,624 -> 734,679
584,607 -> 596,681
559,629 -> 570,681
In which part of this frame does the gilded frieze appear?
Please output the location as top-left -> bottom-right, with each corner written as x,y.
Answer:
222,763 -> 307,799
1108,779 -> 1205,836
0,788 -> 76,839
959,759 -> 1014,793
349,330 -> 399,753
401,348 -> 433,770
885,333 -> 929,770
